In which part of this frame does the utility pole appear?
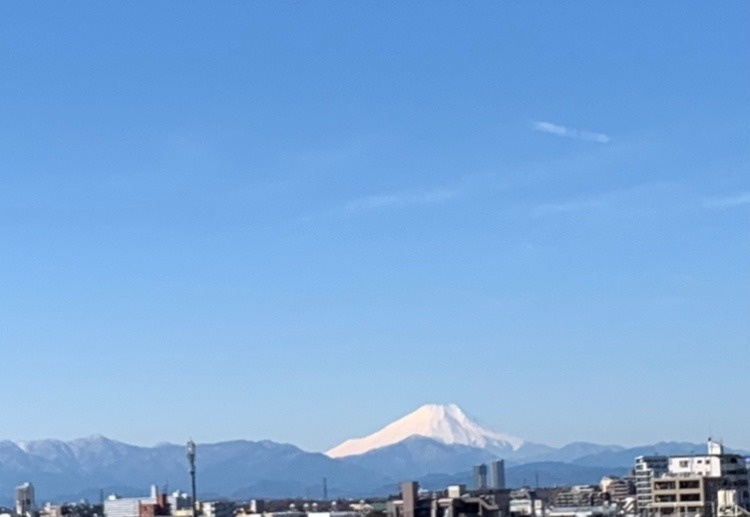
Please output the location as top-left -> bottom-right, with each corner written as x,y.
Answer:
187,439 -> 197,517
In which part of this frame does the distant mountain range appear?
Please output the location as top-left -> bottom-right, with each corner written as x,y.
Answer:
0,404 -> 741,504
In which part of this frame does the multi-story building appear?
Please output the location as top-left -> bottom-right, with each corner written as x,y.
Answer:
104,497 -> 141,517
490,461 -> 506,490
235,500 -> 265,516
399,481 -> 421,517
509,489 -> 544,517
651,475 -> 723,517
474,464 -> 489,491
600,476 -> 634,503
649,440 -> 750,517
200,501 -> 234,517
552,486 -> 603,508
104,486 -> 170,517
387,481 -> 508,517
16,482 -> 36,517
168,492 -> 193,513
635,455 -> 669,515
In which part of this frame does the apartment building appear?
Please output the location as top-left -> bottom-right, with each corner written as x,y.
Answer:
636,455 -> 669,515
650,440 -> 750,517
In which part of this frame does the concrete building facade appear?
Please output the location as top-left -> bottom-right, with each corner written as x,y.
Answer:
636,455 -> 670,515
104,498 -> 142,517
168,492 -> 193,512
600,476 -> 634,503
509,489 -> 544,517
104,486 -> 170,517
649,440 -> 750,517
490,461 -> 506,490
651,475 -> 722,517
15,482 -> 36,517
552,486 -> 603,508
474,464 -> 489,491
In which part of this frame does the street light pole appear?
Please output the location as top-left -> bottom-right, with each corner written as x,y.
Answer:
187,439 -> 197,517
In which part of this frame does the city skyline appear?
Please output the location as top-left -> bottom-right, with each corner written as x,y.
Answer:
0,2 -> 748,453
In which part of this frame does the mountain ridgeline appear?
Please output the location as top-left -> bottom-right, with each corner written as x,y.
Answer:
0,405 -> 730,503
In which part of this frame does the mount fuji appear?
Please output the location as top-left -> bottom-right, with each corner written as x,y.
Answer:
326,403 -> 628,479
326,404 -> 747,482
327,403 -> 525,458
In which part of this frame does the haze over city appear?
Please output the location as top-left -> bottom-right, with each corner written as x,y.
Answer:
0,1 -> 748,456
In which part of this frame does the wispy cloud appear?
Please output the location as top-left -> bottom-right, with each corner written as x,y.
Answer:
703,192 -> 750,209
531,121 -> 611,144
533,197 -> 608,216
343,188 -> 458,212
532,182 -> 682,217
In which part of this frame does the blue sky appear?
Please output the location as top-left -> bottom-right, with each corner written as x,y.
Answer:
0,2 -> 748,452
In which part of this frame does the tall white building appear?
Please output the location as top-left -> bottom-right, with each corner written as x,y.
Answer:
15,482 -> 36,517
635,455 -> 669,515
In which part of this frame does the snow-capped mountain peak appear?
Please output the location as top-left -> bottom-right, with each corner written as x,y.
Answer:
326,403 -> 524,458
